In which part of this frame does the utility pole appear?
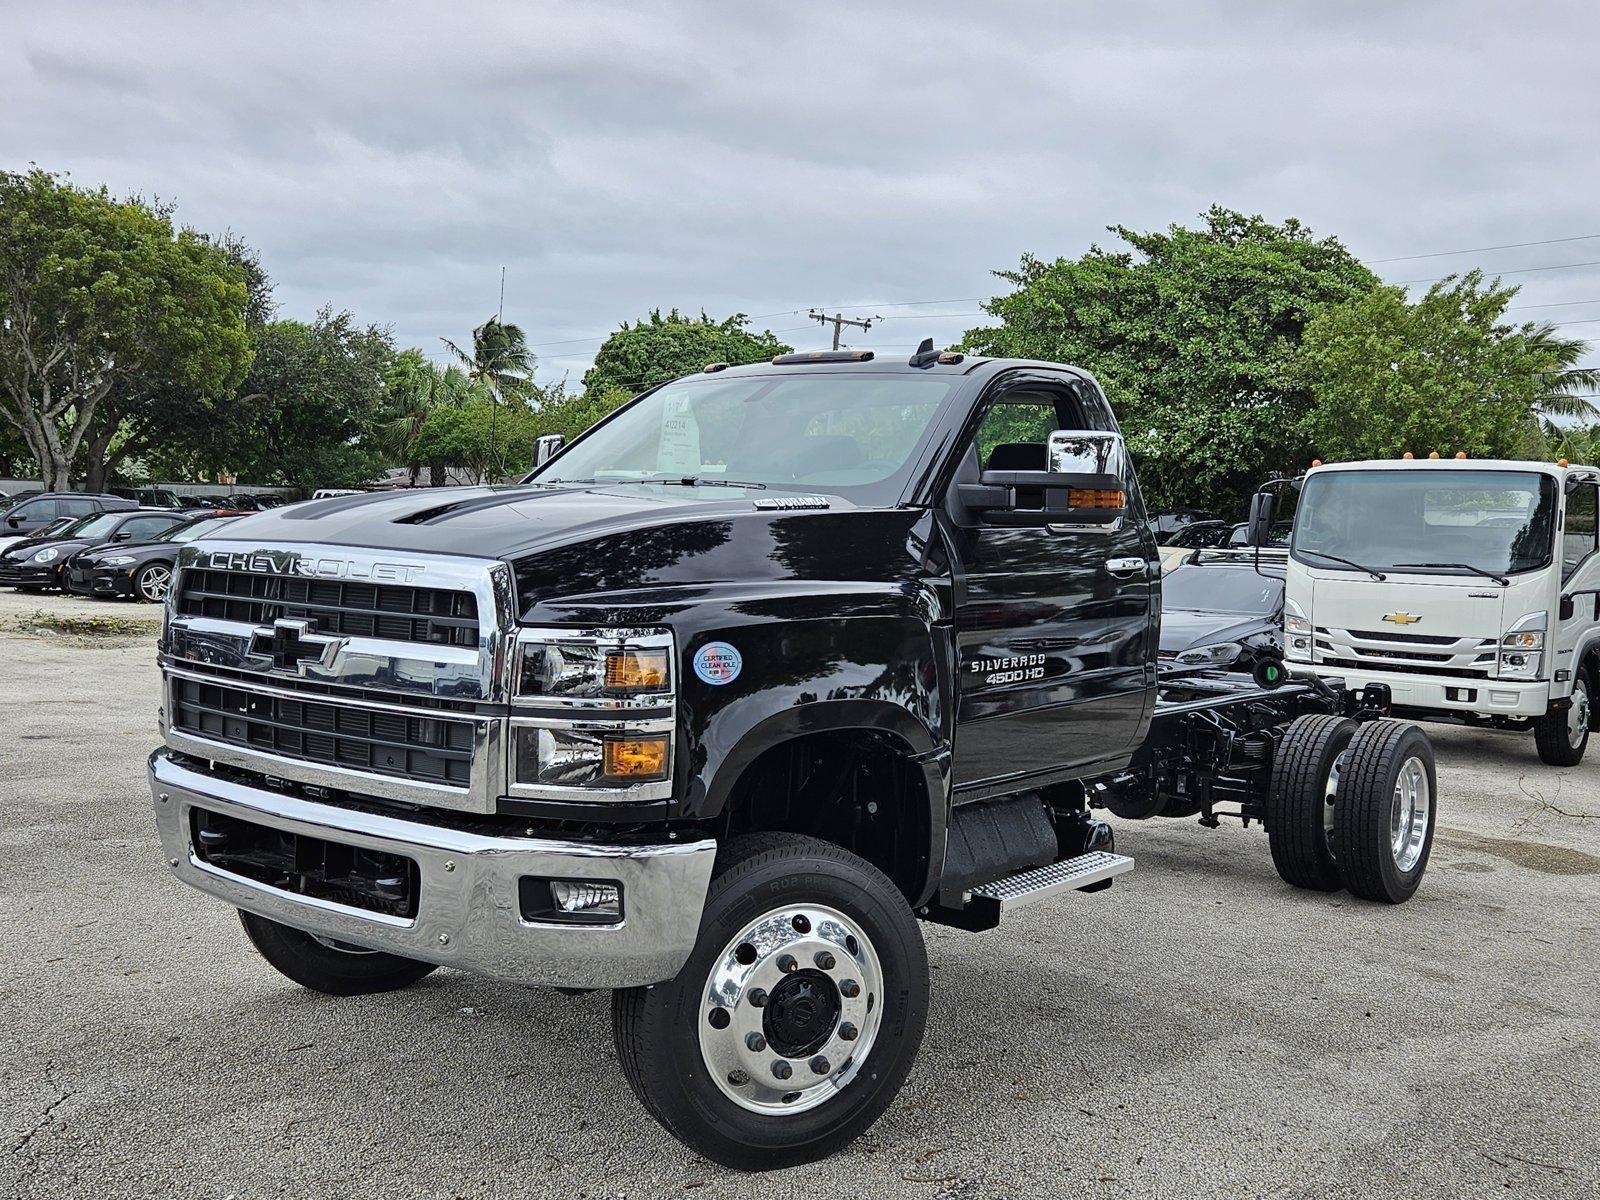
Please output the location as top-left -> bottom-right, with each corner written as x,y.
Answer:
808,308 -> 878,350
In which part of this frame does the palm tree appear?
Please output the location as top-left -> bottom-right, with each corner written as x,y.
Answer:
1526,323 -> 1600,421
378,351 -> 442,485
441,317 -> 535,481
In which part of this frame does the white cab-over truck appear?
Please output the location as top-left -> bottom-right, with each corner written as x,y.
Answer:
1283,456 -> 1600,765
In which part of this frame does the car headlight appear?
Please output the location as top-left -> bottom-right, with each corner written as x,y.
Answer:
102,555 -> 136,566
1500,612 -> 1545,679
510,628 -> 675,800
30,547 -> 59,563
1174,641 -> 1243,667
1284,596 -> 1311,636
515,627 -> 672,706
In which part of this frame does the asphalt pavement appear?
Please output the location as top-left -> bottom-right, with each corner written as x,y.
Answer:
2,592 -> 1596,1199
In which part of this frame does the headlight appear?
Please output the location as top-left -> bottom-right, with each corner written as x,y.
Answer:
1284,597 -> 1311,636
512,722 -> 672,793
1500,612 -> 1546,678
1174,641 -> 1242,667
515,628 -> 672,706
102,555 -> 136,566
30,547 -> 60,564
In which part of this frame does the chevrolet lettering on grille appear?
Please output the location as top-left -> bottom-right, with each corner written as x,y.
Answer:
202,550 -> 425,584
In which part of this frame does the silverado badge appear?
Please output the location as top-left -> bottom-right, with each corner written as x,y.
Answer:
1382,612 -> 1422,626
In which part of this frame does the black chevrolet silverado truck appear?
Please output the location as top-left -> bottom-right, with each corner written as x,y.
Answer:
152,346 -> 1437,1168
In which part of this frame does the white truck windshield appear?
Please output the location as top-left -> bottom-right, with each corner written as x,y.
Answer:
1293,469 -> 1556,577
535,374 -> 955,503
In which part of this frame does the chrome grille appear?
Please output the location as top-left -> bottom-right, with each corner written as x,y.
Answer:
1313,625 -> 1497,678
177,567 -> 478,647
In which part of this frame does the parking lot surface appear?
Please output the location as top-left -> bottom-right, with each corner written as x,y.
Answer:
3,598 -> 1597,1199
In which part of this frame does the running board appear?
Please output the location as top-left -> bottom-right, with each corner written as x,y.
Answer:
921,850 -> 1134,932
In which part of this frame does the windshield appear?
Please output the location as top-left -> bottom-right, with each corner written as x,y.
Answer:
533,373 -> 956,503
170,517 -> 236,543
1164,566 -> 1283,614
1293,469 -> 1556,576
27,517 -> 76,539
70,513 -> 124,539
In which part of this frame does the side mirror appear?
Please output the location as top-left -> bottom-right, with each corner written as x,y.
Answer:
533,433 -> 565,470
111,532 -> 130,542
956,430 -> 1130,527
1245,491 -> 1275,547
1561,594 -> 1576,621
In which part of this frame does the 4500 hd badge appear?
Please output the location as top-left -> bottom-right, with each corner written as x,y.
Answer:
969,653 -> 1046,686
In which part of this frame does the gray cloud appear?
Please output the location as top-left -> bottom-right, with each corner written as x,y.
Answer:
4,0 -> 1598,386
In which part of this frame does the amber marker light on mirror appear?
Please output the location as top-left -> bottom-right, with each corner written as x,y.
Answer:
1069,489 -> 1126,508
603,735 -> 670,781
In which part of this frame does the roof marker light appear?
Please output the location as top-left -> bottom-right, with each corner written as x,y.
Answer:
1455,451 -> 1467,460
1559,457 -> 1570,468
1403,451 -> 1415,460
1311,458 -> 1322,467
1428,450 -> 1440,459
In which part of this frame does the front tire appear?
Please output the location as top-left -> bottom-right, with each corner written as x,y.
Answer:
1332,720 -> 1436,904
1267,714 -> 1358,892
239,910 -> 438,995
133,560 -> 173,603
612,833 -> 929,1170
1534,672 -> 1590,766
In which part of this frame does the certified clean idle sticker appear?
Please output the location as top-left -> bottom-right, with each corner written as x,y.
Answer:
693,641 -> 743,685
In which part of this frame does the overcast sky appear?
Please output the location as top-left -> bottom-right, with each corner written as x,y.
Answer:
5,0 -> 1599,387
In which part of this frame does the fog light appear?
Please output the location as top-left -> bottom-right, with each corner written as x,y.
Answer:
603,735 -> 669,780
519,876 -> 623,924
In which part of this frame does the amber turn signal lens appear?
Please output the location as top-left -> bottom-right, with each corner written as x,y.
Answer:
1068,488 -> 1126,509
603,735 -> 669,780
604,648 -> 669,692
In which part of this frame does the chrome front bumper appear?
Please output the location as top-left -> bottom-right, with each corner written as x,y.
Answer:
150,750 -> 717,989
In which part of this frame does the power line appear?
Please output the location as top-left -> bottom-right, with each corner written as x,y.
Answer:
1369,233 -> 1600,264
1398,259 -> 1600,285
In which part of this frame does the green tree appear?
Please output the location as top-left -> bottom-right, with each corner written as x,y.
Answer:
0,168 -> 253,489
442,317 -> 535,482
377,349 -> 445,485
581,309 -> 792,397
1296,272 -> 1597,463
960,207 -> 1379,513
226,309 -> 395,489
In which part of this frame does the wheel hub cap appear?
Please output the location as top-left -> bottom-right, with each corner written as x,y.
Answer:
698,904 -> 883,1116
1570,682 -> 1589,747
1390,755 -> 1431,873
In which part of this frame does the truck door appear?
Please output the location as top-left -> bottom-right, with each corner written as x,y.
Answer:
1555,474 -> 1600,688
944,374 -> 1157,792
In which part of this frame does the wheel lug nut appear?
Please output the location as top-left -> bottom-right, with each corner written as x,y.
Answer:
814,950 -> 836,970
839,978 -> 861,998
839,1022 -> 858,1041
771,1059 -> 793,1080
809,1056 -> 831,1075
748,987 -> 768,1008
777,953 -> 797,973
746,1032 -> 767,1051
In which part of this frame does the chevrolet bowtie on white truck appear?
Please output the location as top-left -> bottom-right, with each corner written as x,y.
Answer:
151,346 -> 1436,1168
1281,456 -> 1600,766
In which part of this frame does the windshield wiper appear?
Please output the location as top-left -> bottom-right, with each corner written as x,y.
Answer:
1395,561 -> 1510,586
546,476 -> 767,490
1297,549 -> 1387,581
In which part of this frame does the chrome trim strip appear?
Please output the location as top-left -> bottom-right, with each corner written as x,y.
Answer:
150,750 -> 716,989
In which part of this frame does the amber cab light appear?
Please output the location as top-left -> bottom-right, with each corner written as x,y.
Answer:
603,735 -> 669,780
604,648 -> 670,693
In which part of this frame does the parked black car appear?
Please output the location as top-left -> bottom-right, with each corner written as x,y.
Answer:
1158,551 -> 1285,672
0,508 -> 189,590
1,492 -> 137,539
65,514 -> 241,602
1146,508 -> 1221,544
110,486 -> 183,509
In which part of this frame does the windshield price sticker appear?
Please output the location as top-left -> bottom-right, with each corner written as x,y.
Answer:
694,641 -> 743,685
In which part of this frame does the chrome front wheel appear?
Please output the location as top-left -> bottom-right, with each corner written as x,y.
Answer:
698,904 -> 884,1115
135,562 -> 172,603
1389,755 -> 1431,873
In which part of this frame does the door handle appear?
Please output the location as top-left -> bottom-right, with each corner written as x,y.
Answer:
1106,556 -> 1146,577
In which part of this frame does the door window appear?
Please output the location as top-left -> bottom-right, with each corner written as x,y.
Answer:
10,498 -> 57,522
1563,483 -> 1597,581
58,498 -> 96,517
974,402 -> 1058,471
119,515 -> 181,541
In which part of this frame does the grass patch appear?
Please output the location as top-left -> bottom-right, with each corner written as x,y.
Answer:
5,609 -> 158,639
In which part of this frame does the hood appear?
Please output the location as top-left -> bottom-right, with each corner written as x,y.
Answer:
76,538 -> 176,561
1300,570 -> 1513,639
1159,608 -> 1276,654
3,537 -> 88,562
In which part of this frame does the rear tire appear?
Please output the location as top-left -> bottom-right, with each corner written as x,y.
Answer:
1267,714 -> 1357,892
1534,671 -> 1590,766
239,910 -> 438,995
1332,720 -> 1436,904
611,833 -> 929,1170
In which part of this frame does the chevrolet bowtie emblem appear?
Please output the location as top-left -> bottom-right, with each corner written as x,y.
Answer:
251,616 -> 347,670
1382,612 -> 1422,626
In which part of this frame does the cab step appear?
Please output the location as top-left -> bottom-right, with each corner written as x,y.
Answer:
922,850 -> 1134,931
